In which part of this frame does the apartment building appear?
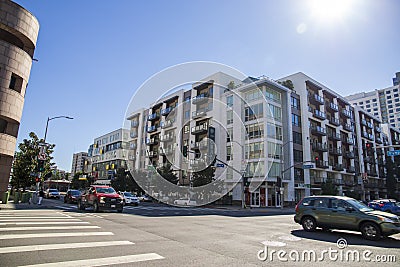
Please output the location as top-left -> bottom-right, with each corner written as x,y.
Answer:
126,71 -> 400,207
91,129 -> 129,184
71,152 -> 88,177
346,73 -> 400,130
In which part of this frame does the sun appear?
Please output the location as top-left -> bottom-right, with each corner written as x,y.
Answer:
309,0 -> 352,21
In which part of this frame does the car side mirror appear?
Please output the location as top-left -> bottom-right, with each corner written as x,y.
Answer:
345,207 -> 355,212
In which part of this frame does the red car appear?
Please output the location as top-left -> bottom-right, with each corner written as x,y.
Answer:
77,185 -> 123,212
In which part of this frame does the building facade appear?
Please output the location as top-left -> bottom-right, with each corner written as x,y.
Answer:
91,129 -> 129,185
0,0 -> 39,193
126,71 -> 400,206
71,152 -> 88,177
346,73 -> 400,130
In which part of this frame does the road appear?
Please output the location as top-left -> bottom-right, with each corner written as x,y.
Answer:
0,198 -> 399,266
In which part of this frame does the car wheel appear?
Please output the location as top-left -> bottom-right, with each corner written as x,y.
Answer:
77,200 -> 85,211
361,222 -> 381,240
302,216 -> 317,232
93,201 -> 99,212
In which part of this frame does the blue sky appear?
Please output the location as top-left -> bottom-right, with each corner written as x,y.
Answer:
13,0 -> 400,171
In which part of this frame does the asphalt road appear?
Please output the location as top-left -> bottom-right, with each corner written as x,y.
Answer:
0,198 -> 399,266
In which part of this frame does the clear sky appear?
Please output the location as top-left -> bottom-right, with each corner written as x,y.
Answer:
13,0 -> 400,171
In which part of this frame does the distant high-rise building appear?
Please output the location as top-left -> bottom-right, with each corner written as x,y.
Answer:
346,73 -> 400,130
0,0 -> 40,193
71,152 -> 88,177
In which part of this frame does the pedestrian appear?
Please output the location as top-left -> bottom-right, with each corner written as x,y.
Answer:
38,188 -> 44,205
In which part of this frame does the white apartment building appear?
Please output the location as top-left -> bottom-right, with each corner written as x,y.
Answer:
91,128 -> 130,184
71,152 -> 88,177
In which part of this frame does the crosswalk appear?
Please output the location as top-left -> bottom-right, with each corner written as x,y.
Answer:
0,210 -> 165,266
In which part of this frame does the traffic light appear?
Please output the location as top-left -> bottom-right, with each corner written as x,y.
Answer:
366,143 -> 372,149
182,146 -> 188,157
243,176 -> 250,187
315,156 -> 319,162
37,160 -> 45,172
35,177 -> 39,183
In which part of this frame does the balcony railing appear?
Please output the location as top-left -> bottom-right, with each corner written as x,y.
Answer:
367,121 -> 373,129
333,178 -> 344,185
130,131 -> 138,138
344,179 -> 355,186
367,170 -> 378,177
328,131 -> 341,141
131,121 -> 139,127
191,124 -> 208,134
148,113 -> 160,121
310,125 -> 326,136
190,140 -> 209,150
311,93 -> 324,104
343,137 -> 355,145
192,93 -> 209,104
161,106 -> 174,116
311,142 -> 328,152
145,138 -> 159,145
329,147 -> 342,155
341,109 -> 352,118
328,116 -> 340,126
147,125 -> 158,133
343,123 -> 354,132
192,107 -> 210,119
313,109 -> 326,120
361,119 -> 367,126
160,120 -> 174,129
325,102 -> 339,112
346,166 -> 356,173
129,143 -> 137,149
333,164 -> 344,172
310,177 -> 325,184
314,160 -> 329,169
147,151 -> 158,158
160,134 -> 175,142
375,137 -> 382,144
159,147 -> 174,156
344,151 -> 355,159
368,133 -> 374,141
375,126 -> 382,133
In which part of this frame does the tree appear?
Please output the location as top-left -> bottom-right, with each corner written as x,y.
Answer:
385,157 -> 399,199
157,163 -> 178,185
320,177 -> 338,195
11,132 -> 55,191
71,172 -> 93,190
111,168 -> 145,194
278,80 -> 294,90
191,163 -> 216,187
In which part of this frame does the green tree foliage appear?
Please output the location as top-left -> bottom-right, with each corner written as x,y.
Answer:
111,168 -> 145,194
191,163 -> 216,187
11,132 -> 55,190
71,172 -> 93,190
157,163 -> 178,185
385,157 -> 400,199
320,177 -> 338,195
278,80 -> 294,90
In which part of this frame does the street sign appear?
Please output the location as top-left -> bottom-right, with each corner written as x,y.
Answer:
387,150 -> 400,156
107,170 -> 115,175
216,163 -> 224,168
38,153 -> 46,160
302,164 -> 314,169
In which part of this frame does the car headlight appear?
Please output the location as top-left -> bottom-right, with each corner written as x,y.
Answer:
99,197 -> 106,203
378,216 -> 394,223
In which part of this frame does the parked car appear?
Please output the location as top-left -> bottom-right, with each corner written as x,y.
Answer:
173,198 -> 197,206
45,188 -> 60,199
77,185 -> 123,213
120,192 -> 139,206
368,199 -> 400,215
64,189 -> 81,204
294,195 -> 400,240
138,194 -> 152,202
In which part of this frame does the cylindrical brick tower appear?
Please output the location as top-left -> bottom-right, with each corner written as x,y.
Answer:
0,0 -> 39,193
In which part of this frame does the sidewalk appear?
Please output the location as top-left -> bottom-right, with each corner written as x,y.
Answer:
205,204 -> 295,214
0,200 -> 52,210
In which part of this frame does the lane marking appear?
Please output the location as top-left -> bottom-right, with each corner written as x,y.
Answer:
0,219 -> 81,222
9,222 -> 90,225
0,217 -> 75,219
0,232 -> 114,240
0,226 -> 100,231
20,253 -> 164,267
0,240 -> 133,254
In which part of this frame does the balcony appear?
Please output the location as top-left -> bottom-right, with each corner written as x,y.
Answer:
190,140 -> 209,150
362,131 -> 369,139
329,147 -> 342,156
333,164 -> 344,172
368,133 -> 374,141
145,138 -> 158,145
366,121 -> 373,129
311,177 -> 324,184
148,113 -> 160,121
192,107 -> 210,119
192,93 -> 209,104
343,123 -> 354,132
361,119 -> 367,126
326,102 -> 339,112
130,131 -> 138,138
313,109 -> 326,120
377,158 -> 385,166
333,178 -> 344,185
310,125 -> 326,136
328,116 -> 340,126
129,143 -> 137,149
344,179 -> 355,186
328,131 -> 341,141
375,137 -> 382,144
131,121 -> 139,127
367,170 -> 378,177
161,120 -> 174,129
315,160 -> 329,169
160,134 -> 175,142
161,106 -> 174,116
344,151 -> 355,159
364,156 -> 375,164
160,146 -> 174,156
147,125 -> 158,133
147,151 -> 158,158
343,137 -> 355,145
341,109 -> 352,118
375,126 -> 382,133
376,149 -> 384,156
191,124 -> 208,135
346,166 -> 356,173
311,142 -> 328,152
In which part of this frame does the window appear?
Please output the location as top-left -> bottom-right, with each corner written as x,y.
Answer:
386,91 -> 391,94
247,161 -> 265,177
246,123 -> 264,139
365,104 -> 370,108
226,95 -> 233,107
293,132 -> 302,145
373,103 -> 377,107
184,111 -> 190,119
267,123 -> 282,140
291,97 -> 300,110
227,110 -> 233,124
267,162 -> 281,178
390,119 -> 395,123
9,73 -> 23,93
265,87 -> 281,103
226,146 -> 232,161
395,94 -> 399,98
244,89 -> 263,102
184,125 -> 189,134
372,99 -> 377,102
267,142 -> 281,159
245,141 -> 264,159
0,118 -> 7,133
245,103 -> 263,121
293,149 -> 303,162
394,88 -> 399,93
373,108 -> 378,111
359,102 -> 363,105
292,114 -> 301,127
388,104 -> 393,109
227,128 -> 233,142
366,100 -> 370,103
388,100 -> 393,104
367,109 -> 371,112
396,108 -> 400,112
268,104 -> 281,121
387,95 -> 392,99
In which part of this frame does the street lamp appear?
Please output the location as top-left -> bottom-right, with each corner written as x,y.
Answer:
44,116 -> 74,142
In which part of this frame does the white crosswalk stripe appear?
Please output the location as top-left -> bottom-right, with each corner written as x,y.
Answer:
0,209 -> 165,265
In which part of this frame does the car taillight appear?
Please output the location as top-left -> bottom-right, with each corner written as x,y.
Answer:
295,199 -> 303,212
379,203 -> 384,207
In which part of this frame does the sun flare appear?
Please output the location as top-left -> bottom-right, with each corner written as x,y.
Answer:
309,0 -> 352,21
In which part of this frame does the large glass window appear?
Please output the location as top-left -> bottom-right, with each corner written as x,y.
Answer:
265,87 -> 281,103
246,123 -> 264,139
293,149 -> 303,162
226,146 -> 232,161
267,142 -> 282,159
245,103 -> 263,121
292,114 -> 301,127
227,110 -> 233,124
245,142 -> 264,159
227,128 -> 233,142
293,131 -> 302,145
291,97 -> 300,110
247,161 -> 265,177
267,123 -> 282,140
267,162 -> 281,178
226,95 -> 233,107
268,104 -> 281,121
244,89 -> 263,102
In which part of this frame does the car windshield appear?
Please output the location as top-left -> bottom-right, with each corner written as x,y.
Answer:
49,189 -> 58,192
71,191 -> 80,196
346,199 -> 374,212
124,192 -> 133,197
96,187 -> 116,194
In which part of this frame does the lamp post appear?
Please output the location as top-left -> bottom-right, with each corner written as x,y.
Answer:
228,140 -> 247,209
44,116 -> 74,142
